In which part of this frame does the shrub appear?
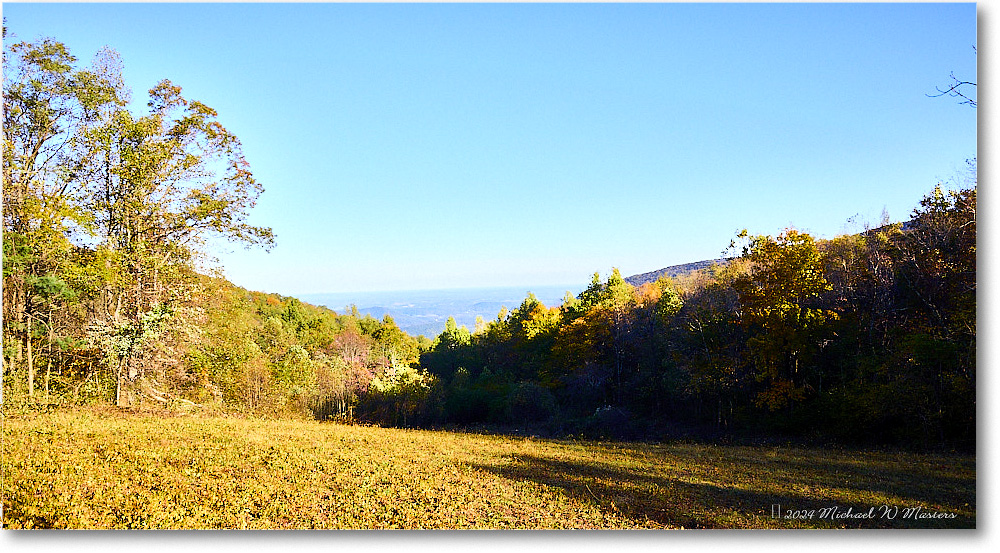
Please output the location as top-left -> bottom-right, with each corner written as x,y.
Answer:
505,381 -> 557,424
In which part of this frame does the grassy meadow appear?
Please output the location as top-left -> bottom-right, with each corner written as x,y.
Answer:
1,409 -> 975,529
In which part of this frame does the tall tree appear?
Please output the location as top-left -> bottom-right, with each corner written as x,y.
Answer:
3,33 -> 126,400
76,77 -> 275,407
891,179 -> 976,444
733,229 -> 834,412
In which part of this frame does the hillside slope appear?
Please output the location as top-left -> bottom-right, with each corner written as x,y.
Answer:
625,258 -> 728,287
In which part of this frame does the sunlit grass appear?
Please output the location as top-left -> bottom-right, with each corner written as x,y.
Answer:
1,409 -> 975,529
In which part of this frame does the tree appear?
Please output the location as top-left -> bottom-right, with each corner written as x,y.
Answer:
603,268 -> 636,402
3,34 -> 274,408
76,78 -> 274,407
372,314 -> 420,370
733,229 -> 834,412
506,293 -> 560,381
672,263 -> 748,427
890,179 -> 976,445
422,316 -> 472,382
2,35 -> 126,402
332,329 -> 375,403
368,365 -> 436,427
548,269 -> 638,407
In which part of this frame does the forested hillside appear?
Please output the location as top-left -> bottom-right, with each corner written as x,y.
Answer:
0,33 -> 434,423
624,259 -> 728,287
418,179 -> 976,448
2,32 -> 976,450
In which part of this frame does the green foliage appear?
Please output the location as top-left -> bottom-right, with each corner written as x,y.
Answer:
366,365 -> 437,427
413,174 -> 975,449
86,304 -> 172,375
3,34 -> 273,410
653,278 -> 683,323
26,274 -> 77,303
733,229 -> 835,411
505,381 -> 557,424
178,277 -> 435,421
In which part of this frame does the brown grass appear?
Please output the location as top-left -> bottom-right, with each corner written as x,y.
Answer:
0,409 -> 975,529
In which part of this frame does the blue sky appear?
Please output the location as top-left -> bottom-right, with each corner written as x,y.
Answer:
2,2 -> 978,295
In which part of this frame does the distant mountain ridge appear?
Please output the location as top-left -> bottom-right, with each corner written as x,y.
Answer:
625,259 -> 727,287
625,220 -> 916,287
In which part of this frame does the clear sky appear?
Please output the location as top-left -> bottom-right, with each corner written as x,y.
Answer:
2,2 -> 978,295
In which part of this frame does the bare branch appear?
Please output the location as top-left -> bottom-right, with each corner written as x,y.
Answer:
928,45 -> 977,108
927,71 -> 977,107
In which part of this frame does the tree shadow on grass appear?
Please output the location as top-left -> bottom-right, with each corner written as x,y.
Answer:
734,449 -> 976,509
467,453 -> 975,529
577,441 -> 975,511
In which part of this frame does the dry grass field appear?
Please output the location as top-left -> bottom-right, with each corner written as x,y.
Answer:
0,409 -> 975,529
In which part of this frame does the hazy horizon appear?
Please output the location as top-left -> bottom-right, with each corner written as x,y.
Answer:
298,283 -> 588,337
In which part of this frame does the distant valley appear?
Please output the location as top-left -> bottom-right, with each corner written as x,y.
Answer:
298,285 -> 585,338
298,259 -> 725,338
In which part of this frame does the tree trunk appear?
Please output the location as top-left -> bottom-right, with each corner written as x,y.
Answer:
717,397 -> 723,429
26,318 -> 34,399
45,358 -> 52,400
116,375 -> 135,408
13,285 -> 24,364
46,311 -> 53,400
115,359 -> 135,408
